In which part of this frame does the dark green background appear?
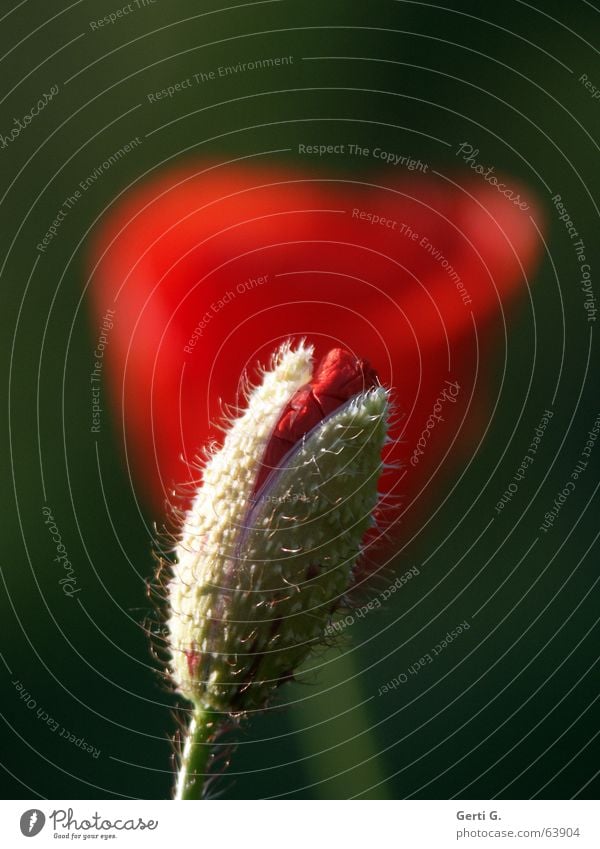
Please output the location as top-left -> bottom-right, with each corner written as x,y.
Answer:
1,0 -> 599,799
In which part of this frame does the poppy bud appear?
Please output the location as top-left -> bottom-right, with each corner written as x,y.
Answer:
169,341 -> 389,797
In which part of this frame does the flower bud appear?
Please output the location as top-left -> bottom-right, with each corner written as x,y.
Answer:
168,341 -> 389,713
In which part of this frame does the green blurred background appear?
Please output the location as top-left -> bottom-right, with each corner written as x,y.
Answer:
1,0 -> 599,799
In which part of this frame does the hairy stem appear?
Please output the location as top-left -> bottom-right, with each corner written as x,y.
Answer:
175,706 -> 219,800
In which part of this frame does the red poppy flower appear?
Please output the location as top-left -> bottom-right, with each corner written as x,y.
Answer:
88,160 -> 542,550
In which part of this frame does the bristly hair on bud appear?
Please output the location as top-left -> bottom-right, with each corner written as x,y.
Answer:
167,340 -> 390,799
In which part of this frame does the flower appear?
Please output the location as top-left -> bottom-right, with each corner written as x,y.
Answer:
169,340 -> 388,799
169,340 -> 389,714
87,161 -> 543,800
88,159 -> 542,540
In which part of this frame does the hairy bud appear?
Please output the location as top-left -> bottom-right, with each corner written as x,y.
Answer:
168,341 -> 389,714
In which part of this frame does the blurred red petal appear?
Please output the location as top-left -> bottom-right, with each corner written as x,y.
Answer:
88,161 -> 543,527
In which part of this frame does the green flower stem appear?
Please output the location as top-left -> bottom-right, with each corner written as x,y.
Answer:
175,707 -> 219,800
296,646 -> 389,799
